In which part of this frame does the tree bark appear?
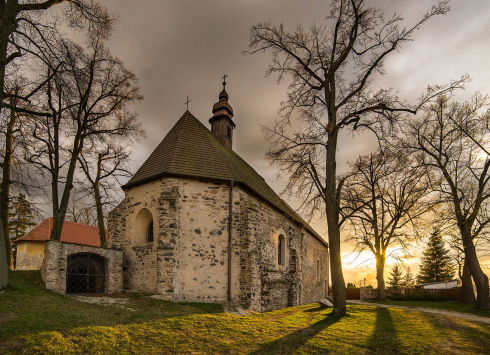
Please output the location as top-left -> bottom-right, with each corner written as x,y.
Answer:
461,258 -> 476,303
0,216 -> 8,288
463,238 -> 489,311
0,107 -> 18,270
325,127 -> 346,316
376,255 -> 387,301
94,184 -> 107,248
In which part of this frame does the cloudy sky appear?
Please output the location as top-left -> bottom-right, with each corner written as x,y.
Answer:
96,0 -> 490,285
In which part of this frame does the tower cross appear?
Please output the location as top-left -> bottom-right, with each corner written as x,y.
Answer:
185,96 -> 191,111
222,74 -> 228,90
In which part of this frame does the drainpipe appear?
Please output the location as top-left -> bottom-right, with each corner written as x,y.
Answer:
228,181 -> 233,301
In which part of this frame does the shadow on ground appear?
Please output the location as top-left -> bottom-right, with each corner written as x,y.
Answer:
249,310 -> 341,354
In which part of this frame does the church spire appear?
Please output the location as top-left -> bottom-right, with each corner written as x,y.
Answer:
209,75 -> 235,150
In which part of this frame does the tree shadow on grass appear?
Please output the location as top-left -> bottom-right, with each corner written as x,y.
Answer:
249,311 -> 343,355
423,312 -> 490,353
365,307 -> 400,354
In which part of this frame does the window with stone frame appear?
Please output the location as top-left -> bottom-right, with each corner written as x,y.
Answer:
147,221 -> 154,243
278,234 -> 286,265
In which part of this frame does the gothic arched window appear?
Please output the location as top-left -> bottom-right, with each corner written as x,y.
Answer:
278,234 -> 286,265
147,221 -> 154,243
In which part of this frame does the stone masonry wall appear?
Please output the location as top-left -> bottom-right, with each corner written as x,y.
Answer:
109,178 -> 180,293
236,186 -> 329,312
175,179 -> 235,302
41,240 -> 123,294
108,176 -> 329,311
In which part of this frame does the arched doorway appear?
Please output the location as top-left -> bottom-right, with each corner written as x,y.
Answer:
66,253 -> 108,294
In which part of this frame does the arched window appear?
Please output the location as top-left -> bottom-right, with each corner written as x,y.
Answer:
135,208 -> 154,245
278,234 -> 286,265
147,221 -> 154,243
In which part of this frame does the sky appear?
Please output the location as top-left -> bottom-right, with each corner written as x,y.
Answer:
92,0 -> 490,286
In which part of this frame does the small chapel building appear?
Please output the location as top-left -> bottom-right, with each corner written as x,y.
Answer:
108,81 -> 329,312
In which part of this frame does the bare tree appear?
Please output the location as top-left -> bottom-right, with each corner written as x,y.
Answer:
78,142 -> 134,248
343,150 -> 431,300
247,0 -> 464,315
0,0 -> 114,289
402,93 -> 490,311
25,37 -> 142,244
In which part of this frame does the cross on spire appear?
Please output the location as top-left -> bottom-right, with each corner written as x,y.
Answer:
222,74 -> 228,90
185,96 -> 191,111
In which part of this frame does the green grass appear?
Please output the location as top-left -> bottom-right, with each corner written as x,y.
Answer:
363,299 -> 490,318
1,271 -> 490,354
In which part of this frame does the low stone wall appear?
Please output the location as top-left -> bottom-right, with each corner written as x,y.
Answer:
41,240 -> 123,294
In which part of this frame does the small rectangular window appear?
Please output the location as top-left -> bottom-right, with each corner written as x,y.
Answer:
227,126 -> 232,138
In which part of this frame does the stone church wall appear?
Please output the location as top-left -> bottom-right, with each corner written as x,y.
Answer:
174,179 -> 236,302
109,176 -> 329,312
109,178 -> 178,293
236,187 -> 329,312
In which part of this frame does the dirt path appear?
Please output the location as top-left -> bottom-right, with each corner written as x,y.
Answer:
348,300 -> 490,325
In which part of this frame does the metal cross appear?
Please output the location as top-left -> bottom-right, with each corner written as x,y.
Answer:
222,74 -> 228,89
185,96 -> 191,111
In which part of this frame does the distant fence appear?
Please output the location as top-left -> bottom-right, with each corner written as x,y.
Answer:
404,288 -> 463,300
346,288 -> 360,300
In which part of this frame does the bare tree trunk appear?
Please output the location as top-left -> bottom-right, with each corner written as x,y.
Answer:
1,107 -> 18,270
94,185 -> 107,248
464,239 -> 489,311
0,216 -> 8,288
326,128 -> 346,316
461,259 -> 475,303
376,255 -> 387,301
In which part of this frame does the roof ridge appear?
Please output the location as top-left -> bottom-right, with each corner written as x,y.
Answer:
62,219 -> 99,229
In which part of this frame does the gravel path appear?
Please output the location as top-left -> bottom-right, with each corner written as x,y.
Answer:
348,300 -> 490,324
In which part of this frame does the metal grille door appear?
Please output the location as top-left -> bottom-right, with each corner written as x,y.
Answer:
66,253 -> 107,294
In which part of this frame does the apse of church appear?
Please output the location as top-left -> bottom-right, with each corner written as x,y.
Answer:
108,79 -> 329,312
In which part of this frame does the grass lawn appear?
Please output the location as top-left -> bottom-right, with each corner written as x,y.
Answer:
363,299 -> 490,318
1,271 -> 489,354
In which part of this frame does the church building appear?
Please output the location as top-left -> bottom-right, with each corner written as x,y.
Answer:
108,80 -> 329,312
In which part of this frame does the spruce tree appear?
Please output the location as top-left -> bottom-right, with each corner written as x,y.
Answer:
8,194 -> 36,242
417,228 -> 455,283
403,267 -> 415,287
388,264 -> 404,290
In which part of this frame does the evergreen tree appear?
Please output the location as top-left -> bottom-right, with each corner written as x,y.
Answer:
403,267 -> 415,287
388,264 -> 404,290
8,194 -> 36,242
417,228 -> 455,283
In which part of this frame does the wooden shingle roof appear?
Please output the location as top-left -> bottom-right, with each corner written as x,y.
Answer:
123,111 -> 326,245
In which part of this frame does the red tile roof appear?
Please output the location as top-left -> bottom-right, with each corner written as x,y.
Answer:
13,217 -> 101,247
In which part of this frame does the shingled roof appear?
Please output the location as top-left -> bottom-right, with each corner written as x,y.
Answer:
13,217 -> 101,247
123,111 -> 326,244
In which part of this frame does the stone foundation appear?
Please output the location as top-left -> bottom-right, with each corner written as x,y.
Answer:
40,240 -> 123,294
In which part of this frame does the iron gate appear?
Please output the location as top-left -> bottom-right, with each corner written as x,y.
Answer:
66,253 -> 108,294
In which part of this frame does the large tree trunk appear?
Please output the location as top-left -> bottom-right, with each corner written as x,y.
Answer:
1,107 -> 18,270
325,128 -> 346,316
94,185 -> 107,248
463,238 -> 489,311
461,258 -> 476,303
0,217 -> 8,288
376,255 -> 387,301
